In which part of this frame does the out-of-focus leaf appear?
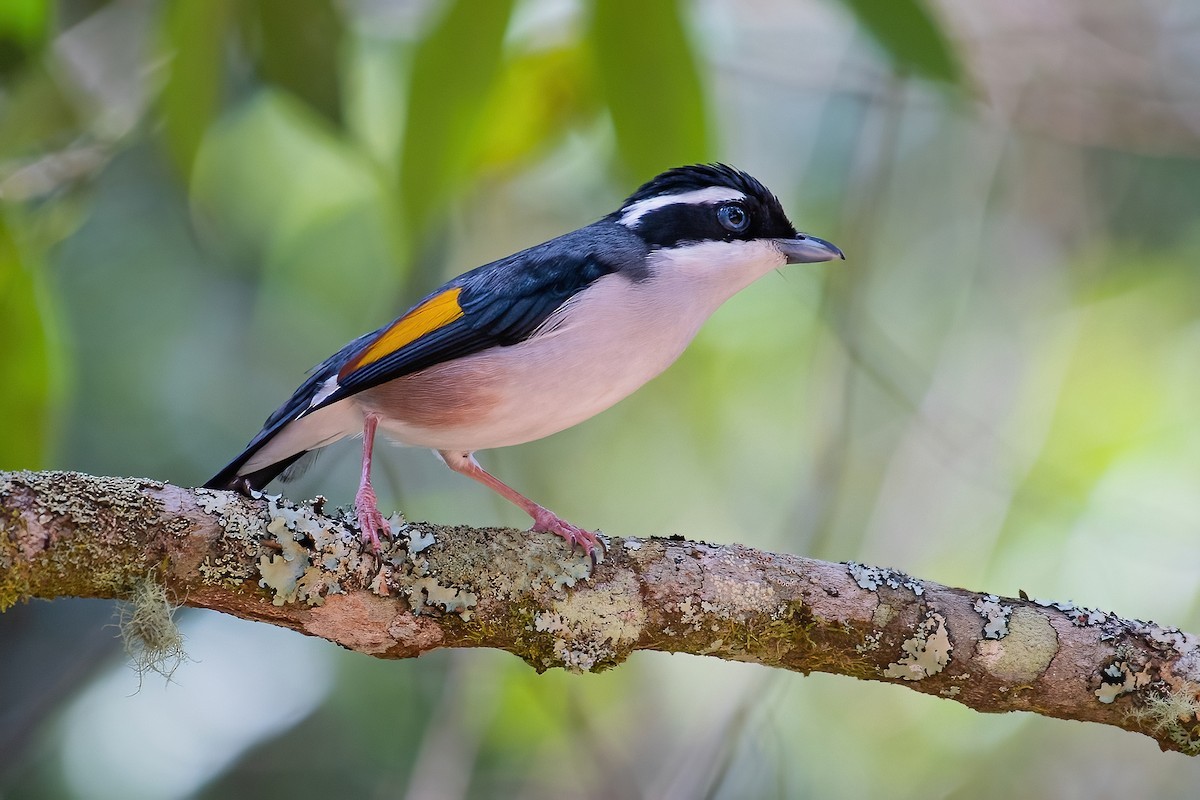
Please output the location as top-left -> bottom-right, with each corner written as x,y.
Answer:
588,0 -> 710,180
0,213 -> 55,468
241,0 -> 344,126
0,0 -> 48,39
0,0 -> 50,76
398,0 -> 516,241
838,0 -> 961,84
471,45 -> 599,172
0,62 -> 80,160
191,90 -> 398,303
158,0 -> 232,177
989,268 -> 1197,585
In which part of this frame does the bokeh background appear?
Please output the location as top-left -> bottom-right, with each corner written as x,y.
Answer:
2,0 -> 1200,797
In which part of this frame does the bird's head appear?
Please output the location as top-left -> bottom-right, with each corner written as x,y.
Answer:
611,164 -> 842,296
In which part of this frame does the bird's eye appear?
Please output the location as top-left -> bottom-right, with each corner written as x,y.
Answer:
717,203 -> 749,233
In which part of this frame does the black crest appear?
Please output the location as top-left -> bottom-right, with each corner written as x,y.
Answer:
621,163 -> 779,209
615,163 -> 797,248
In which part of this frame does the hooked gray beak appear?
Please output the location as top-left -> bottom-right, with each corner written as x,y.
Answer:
776,234 -> 844,264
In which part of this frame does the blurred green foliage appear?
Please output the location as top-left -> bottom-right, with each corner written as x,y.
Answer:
0,212 -> 57,468
158,0 -> 232,175
840,0 -> 960,83
2,0 -> 1200,798
400,0 -> 517,242
0,0 -> 51,77
590,0 -> 710,179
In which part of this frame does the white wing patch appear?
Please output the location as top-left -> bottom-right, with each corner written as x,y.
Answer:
618,187 -> 748,228
309,376 -> 340,409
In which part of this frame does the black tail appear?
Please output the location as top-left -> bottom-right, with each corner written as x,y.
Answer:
203,393 -> 315,492
203,329 -> 377,493
203,449 -> 308,493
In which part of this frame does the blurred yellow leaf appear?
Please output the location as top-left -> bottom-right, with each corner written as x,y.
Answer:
997,270 -> 1196,565
472,45 -> 599,172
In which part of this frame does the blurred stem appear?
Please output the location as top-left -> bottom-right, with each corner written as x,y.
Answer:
805,70 -> 909,559
3,470 -> 1199,756
401,652 -> 494,800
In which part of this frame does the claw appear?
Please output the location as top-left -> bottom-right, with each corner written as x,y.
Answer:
354,483 -> 388,554
355,506 -> 385,553
530,509 -> 605,566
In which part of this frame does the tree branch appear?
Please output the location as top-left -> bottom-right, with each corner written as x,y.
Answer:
2,470 -> 1198,754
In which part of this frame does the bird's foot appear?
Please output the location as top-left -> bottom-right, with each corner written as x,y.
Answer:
354,485 -> 389,554
530,508 -> 606,566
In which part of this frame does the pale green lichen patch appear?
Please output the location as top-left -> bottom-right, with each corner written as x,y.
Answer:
487,538 -> 594,599
193,489 -> 267,588
847,562 -> 924,596
707,572 -> 780,618
677,597 -> 702,630
194,488 -> 262,543
856,630 -> 883,655
258,550 -> 308,606
356,523 -> 499,626
883,611 -> 952,680
21,472 -> 162,529
975,606 -> 1056,683
1,472 -> 164,605
532,571 -> 646,672
196,489 -> 374,606
407,528 -> 436,555
872,602 -> 896,629
197,552 -> 254,587
257,496 -> 371,607
408,576 -> 477,621
973,594 -> 1013,639
1096,655 -> 1154,704
522,546 -> 592,593
199,489 -> 318,606
1126,620 -> 1197,655
1033,597 -> 1109,627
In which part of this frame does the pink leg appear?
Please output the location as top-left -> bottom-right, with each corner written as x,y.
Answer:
354,414 -> 390,553
438,450 -> 606,564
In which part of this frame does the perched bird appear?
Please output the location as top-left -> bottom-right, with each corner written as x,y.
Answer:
205,164 -> 842,562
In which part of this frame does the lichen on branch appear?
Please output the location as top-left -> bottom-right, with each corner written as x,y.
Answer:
1,470 -> 1199,755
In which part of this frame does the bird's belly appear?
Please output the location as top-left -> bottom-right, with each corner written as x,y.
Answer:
361,277 -> 706,451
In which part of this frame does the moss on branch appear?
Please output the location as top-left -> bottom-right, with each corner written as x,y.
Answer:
2,470 -> 1199,755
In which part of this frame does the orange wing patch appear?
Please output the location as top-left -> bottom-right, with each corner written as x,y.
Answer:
339,287 -> 464,378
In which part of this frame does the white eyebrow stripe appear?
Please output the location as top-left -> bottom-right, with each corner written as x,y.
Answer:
618,187 -> 747,228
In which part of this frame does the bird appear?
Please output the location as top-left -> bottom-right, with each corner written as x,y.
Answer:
205,164 -> 843,563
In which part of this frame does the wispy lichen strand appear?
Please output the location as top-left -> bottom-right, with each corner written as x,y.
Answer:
2,470 -> 1199,755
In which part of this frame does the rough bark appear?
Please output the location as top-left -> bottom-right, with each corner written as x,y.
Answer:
2,470 -> 1198,754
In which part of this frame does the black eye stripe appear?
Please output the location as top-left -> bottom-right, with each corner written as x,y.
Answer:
631,199 -> 794,248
